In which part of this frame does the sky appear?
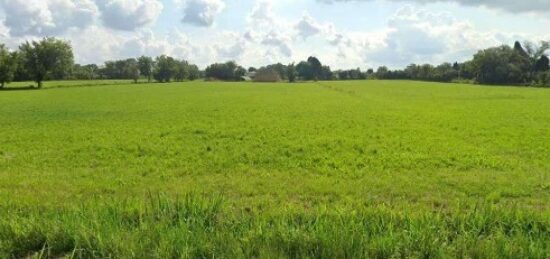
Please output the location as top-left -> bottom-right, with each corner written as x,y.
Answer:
0,0 -> 549,69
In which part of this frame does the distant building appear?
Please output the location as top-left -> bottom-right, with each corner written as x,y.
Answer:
241,71 -> 256,81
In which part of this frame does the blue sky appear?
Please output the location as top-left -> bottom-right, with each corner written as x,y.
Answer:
0,0 -> 549,69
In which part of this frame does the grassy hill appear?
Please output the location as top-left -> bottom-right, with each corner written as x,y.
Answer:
0,80 -> 549,258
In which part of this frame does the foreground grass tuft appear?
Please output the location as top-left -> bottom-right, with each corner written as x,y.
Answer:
1,194 -> 548,259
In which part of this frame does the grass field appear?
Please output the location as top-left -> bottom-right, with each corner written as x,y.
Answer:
1,80 -> 549,258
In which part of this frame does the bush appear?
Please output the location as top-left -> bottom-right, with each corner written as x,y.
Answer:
534,72 -> 550,87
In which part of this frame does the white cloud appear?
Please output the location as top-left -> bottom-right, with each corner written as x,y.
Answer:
97,0 -> 163,31
295,14 -> 324,39
362,5 -> 506,68
246,1 -> 294,58
179,0 -> 225,27
261,31 -> 293,57
318,0 -> 550,14
0,0 -> 98,36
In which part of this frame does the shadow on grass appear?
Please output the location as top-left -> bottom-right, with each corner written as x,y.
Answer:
0,86 -> 39,91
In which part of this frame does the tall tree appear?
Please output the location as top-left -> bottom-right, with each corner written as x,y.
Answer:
153,55 -> 177,83
125,59 -> 140,83
376,66 -> 389,79
514,41 -> 529,58
472,45 -> 530,84
287,63 -> 297,83
187,64 -> 200,81
18,38 -> 74,88
535,55 -> 550,72
174,60 -> 190,82
296,61 -> 312,80
138,56 -> 154,82
307,56 -> 322,81
0,44 -> 17,88
523,41 -> 550,78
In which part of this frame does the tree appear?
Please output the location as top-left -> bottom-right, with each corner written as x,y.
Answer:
535,55 -> 550,72
125,59 -> 140,83
320,65 -> 333,80
235,66 -> 246,80
376,66 -> 389,79
514,41 -> 529,58
205,61 -> 246,81
174,60 -> 190,82
0,44 -> 17,88
432,63 -> 455,82
72,64 -> 99,80
296,61 -> 312,80
19,37 -> 74,88
523,41 -> 550,62
287,63 -> 297,83
187,64 -> 200,81
153,55 -> 177,83
307,56 -> 322,81
522,41 -> 550,79
138,56 -> 154,82
265,63 -> 287,80
472,45 -> 530,85
453,62 -> 460,79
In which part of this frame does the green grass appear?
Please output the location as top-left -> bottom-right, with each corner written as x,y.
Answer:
0,80 -> 549,258
2,79 -> 144,89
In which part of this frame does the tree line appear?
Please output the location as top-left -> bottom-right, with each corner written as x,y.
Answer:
0,38 -> 201,88
374,41 -> 550,86
1,37 -> 549,88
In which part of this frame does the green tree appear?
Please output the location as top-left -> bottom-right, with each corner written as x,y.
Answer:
187,64 -> 200,81
72,64 -> 99,80
18,38 -> 74,88
287,63 -> 297,83
535,55 -> 550,72
205,61 -> 245,81
0,44 -> 17,88
307,56 -> 322,81
153,55 -> 177,83
320,65 -> 333,80
174,60 -> 190,82
472,45 -> 530,85
513,41 -> 529,58
138,56 -> 154,82
296,61 -> 312,80
125,59 -> 140,83
376,66 -> 389,79
522,41 -> 550,79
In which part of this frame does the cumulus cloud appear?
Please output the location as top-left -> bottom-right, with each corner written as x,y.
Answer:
246,1 -> 294,57
0,0 -> 98,36
179,0 -> 225,27
97,0 -> 163,31
261,31 -> 293,57
214,32 -> 248,60
318,0 -> 550,14
362,5 -> 504,68
69,26 -> 207,65
295,14 -> 324,39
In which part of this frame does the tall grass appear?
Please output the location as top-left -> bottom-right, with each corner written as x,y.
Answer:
1,194 -> 548,258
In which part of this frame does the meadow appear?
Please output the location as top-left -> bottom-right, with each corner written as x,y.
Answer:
0,80 -> 549,258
